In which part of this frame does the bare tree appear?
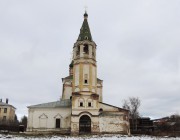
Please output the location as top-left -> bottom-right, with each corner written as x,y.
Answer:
122,97 -> 141,131
169,113 -> 180,131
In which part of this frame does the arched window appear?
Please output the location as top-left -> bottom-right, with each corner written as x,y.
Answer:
87,99 -> 93,107
84,36 -> 88,40
88,102 -> 91,107
76,45 -> 80,56
78,98 -> 84,107
99,108 -> 103,112
83,44 -> 89,54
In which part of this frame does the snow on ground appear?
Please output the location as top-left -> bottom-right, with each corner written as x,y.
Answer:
0,134 -> 179,140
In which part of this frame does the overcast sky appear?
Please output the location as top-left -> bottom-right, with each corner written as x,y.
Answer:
0,0 -> 180,120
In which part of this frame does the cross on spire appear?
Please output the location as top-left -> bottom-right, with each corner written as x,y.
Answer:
84,6 -> 88,13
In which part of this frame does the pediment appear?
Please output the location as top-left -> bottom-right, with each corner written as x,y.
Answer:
54,113 -> 63,119
39,113 -> 48,119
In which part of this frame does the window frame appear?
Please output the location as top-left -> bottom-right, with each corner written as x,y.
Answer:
4,108 -> 7,113
88,102 -> 92,107
83,44 -> 89,54
55,118 -> 61,128
80,102 -> 83,107
84,79 -> 88,84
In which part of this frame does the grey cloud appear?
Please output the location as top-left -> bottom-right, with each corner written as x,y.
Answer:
0,0 -> 179,119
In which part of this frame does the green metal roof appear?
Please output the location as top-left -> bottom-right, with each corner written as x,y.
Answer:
77,12 -> 93,41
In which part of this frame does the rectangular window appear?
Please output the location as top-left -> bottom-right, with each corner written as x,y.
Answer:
88,102 -> 91,107
56,119 -> 60,128
84,79 -> 88,84
80,102 -> 83,107
4,108 -> 7,113
84,74 -> 88,84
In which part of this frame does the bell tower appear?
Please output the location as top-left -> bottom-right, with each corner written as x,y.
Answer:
71,11 -> 100,134
72,12 -> 97,94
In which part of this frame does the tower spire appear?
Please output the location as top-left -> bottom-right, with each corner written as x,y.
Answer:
77,11 -> 92,41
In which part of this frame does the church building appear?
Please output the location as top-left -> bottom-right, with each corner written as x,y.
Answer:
27,12 -> 130,135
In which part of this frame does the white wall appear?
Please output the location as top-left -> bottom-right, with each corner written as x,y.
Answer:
27,107 -> 71,131
99,115 -> 125,133
97,86 -> 102,102
98,103 -> 130,134
63,83 -> 72,99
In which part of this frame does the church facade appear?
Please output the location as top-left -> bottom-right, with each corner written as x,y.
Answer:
27,12 -> 130,135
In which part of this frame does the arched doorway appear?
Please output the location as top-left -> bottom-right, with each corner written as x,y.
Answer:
79,115 -> 91,134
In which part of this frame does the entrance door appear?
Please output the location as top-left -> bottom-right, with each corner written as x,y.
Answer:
56,118 -> 60,128
79,115 -> 91,134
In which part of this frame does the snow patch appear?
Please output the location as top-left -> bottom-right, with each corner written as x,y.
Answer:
0,134 -> 179,140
